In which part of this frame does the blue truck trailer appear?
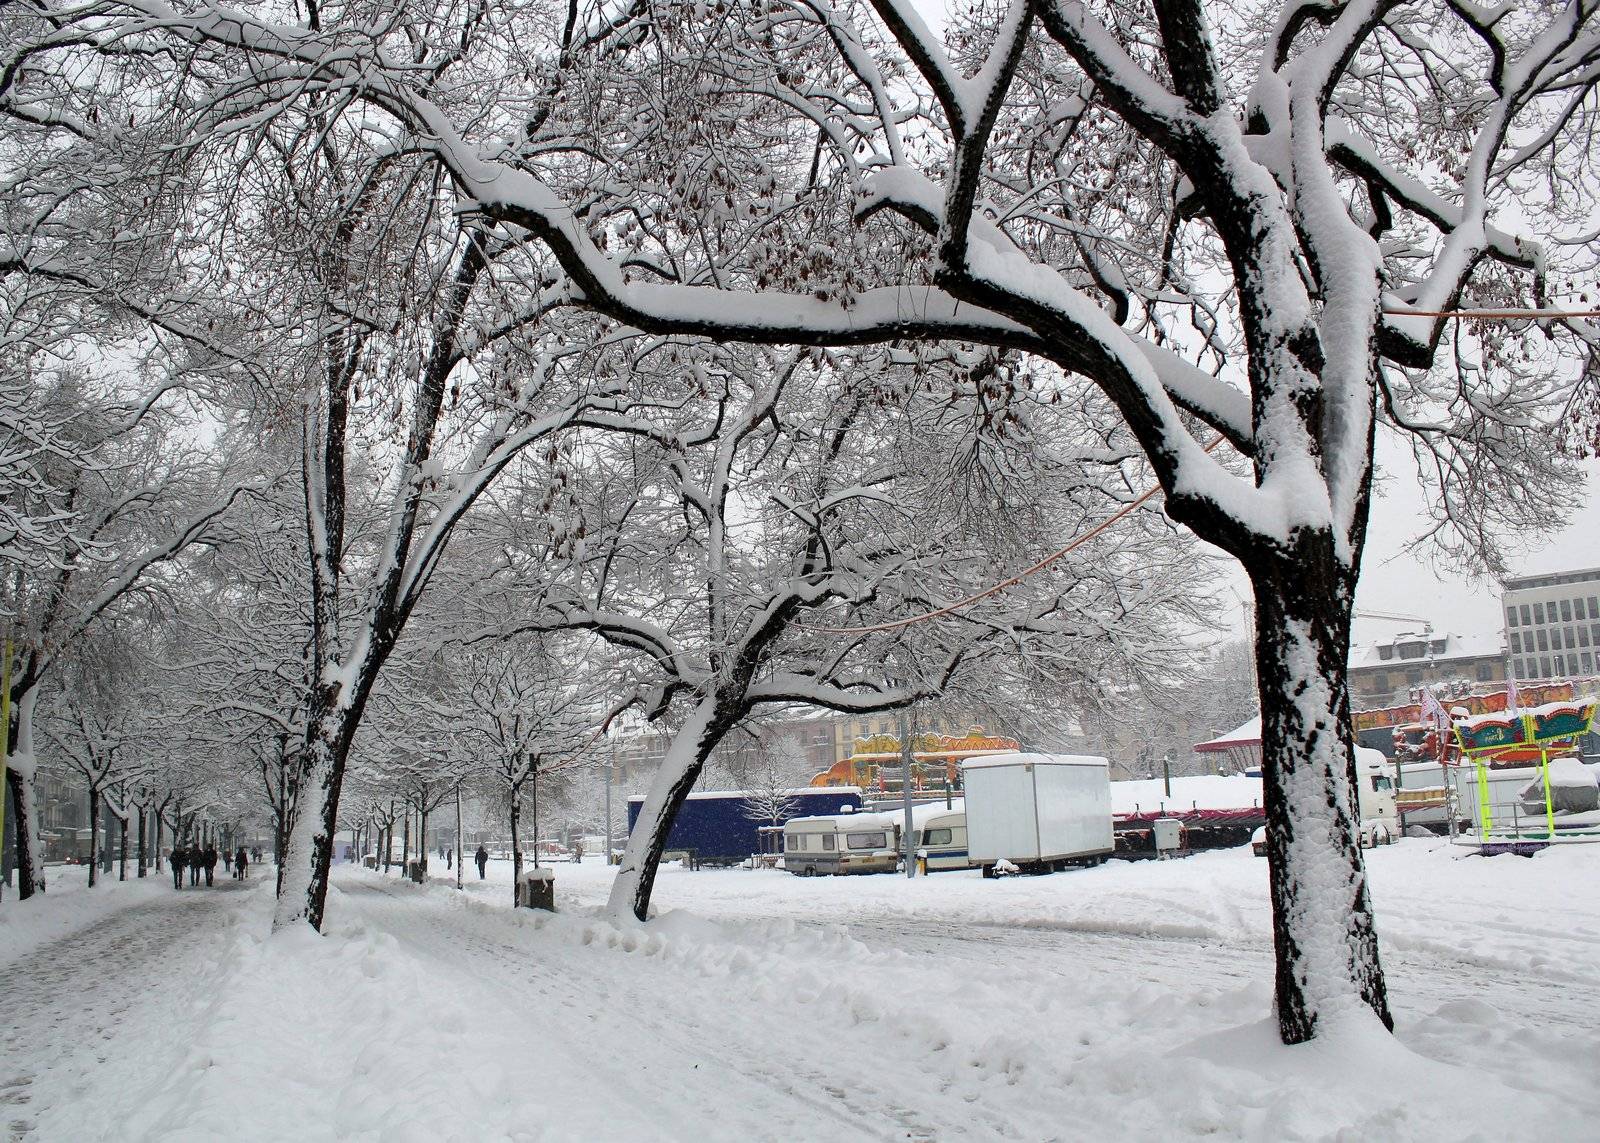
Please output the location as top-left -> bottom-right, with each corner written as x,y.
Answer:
626,788 -> 864,865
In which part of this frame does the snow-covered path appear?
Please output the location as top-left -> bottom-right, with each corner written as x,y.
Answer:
0,878 -> 251,1141
2,842 -> 1597,1141
329,876 -> 948,1140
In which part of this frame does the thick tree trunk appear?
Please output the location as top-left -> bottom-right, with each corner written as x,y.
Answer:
1250,544 -> 1392,1043
137,807 -> 147,876
6,685 -> 45,898
118,814 -> 128,881
608,698 -> 736,921
87,792 -> 99,888
5,766 -> 43,898
419,807 -> 429,875
273,718 -> 351,932
401,810 -> 410,875
154,814 -> 163,872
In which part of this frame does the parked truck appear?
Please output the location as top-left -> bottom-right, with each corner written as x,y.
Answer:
626,788 -> 863,866
961,753 -> 1114,876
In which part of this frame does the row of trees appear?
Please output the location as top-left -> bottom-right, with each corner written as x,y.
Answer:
5,0 -> 1596,1046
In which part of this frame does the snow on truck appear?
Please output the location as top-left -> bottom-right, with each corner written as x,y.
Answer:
961,753 -> 1115,877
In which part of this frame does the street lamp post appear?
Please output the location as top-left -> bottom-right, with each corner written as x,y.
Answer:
605,744 -> 615,867
898,705 -> 916,879
454,782 -> 464,890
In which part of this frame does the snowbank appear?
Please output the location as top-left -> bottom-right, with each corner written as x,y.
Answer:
0,867 -> 172,967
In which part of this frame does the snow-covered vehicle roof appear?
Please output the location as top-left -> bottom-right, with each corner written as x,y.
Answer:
961,752 -> 1108,771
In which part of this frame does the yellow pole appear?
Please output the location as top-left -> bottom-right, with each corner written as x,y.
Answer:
1541,748 -> 1556,839
1476,758 -> 1492,834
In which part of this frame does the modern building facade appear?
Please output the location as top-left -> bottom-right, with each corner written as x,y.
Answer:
1502,566 -> 1600,681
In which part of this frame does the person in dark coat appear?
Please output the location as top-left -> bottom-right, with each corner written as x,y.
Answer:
170,845 -> 188,889
202,843 -> 218,886
235,847 -> 249,879
189,843 -> 202,886
222,848 -> 232,873
474,844 -> 488,879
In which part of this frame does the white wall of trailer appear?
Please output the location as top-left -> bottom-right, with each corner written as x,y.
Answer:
962,754 -> 1113,863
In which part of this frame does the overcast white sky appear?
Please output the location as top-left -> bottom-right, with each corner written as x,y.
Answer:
1203,442 -> 1600,647
1348,446 -> 1599,645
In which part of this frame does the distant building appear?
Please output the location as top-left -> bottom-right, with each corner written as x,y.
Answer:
1502,566 -> 1600,681
606,708 -> 982,794
1347,630 -> 1506,711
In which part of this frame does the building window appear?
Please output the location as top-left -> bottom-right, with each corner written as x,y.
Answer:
1405,668 -> 1423,685
1536,630 -> 1548,651
1507,609 -> 1519,628
1373,673 -> 1389,693
1541,656 -> 1552,677
1535,602 -> 1547,624
1561,599 -> 1573,622
1476,663 -> 1494,681
1566,627 -> 1577,649
1593,623 -> 1600,644
1556,654 -> 1568,675
1583,652 -> 1595,673
1378,646 -> 1393,661
1582,627 -> 1592,647
1588,596 -> 1598,619
1511,633 -> 1522,654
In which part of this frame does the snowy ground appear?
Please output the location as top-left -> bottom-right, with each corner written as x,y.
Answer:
2,841 -> 1597,1141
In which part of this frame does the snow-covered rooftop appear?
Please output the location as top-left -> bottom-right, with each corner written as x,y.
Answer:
1195,716 -> 1260,751
1111,774 -> 1263,816
1351,630 -> 1503,668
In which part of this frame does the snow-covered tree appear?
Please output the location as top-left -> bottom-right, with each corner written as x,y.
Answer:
465,338 -> 1200,919
11,0 -> 1599,1043
2,384 -> 248,898
738,737 -> 811,830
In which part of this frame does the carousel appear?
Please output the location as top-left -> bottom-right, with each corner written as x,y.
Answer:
809,730 -> 1020,796
1450,697 -> 1600,853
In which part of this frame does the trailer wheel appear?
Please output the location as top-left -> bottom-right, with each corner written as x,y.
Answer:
981,864 -> 995,879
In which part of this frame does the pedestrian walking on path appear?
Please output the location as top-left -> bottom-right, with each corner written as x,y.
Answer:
475,844 -> 488,880
170,845 -> 188,890
222,849 -> 231,873
188,845 -> 201,886
235,847 -> 249,879
202,843 -> 218,886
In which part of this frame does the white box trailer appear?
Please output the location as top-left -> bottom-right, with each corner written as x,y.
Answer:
962,753 -> 1114,876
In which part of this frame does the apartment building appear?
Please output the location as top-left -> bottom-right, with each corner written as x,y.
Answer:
1348,630 -> 1506,711
1502,566 -> 1600,681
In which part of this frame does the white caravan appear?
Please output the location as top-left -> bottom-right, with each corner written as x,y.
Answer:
783,811 -> 901,875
